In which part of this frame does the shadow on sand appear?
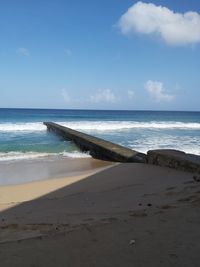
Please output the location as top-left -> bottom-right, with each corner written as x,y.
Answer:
0,163 -> 199,267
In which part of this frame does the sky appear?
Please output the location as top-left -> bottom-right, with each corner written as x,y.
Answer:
0,0 -> 200,110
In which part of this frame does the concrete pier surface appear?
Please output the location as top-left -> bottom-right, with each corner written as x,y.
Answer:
43,122 -> 146,163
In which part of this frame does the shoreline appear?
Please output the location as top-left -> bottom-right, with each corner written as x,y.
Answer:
0,161 -> 116,206
0,157 -> 114,186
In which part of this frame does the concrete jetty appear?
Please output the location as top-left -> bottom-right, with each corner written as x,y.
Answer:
43,122 -> 146,163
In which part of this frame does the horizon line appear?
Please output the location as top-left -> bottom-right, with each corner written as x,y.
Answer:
0,107 -> 199,112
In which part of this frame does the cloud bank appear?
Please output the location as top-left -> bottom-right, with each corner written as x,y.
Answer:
89,89 -> 117,103
127,90 -> 135,99
61,88 -> 70,103
119,1 -> 200,46
64,48 -> 72,56
145,80 -> 175,102
17,47 -> 30,56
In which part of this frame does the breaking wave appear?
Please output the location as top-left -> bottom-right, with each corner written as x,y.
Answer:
0,121 -> 200,132
0,151 -> 91,162
0,123 -> 46,132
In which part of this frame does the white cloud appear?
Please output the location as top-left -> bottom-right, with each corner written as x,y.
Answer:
145,80 -> 175,102
89,89 -> 117,103
61,88 -> 70,103
17,47 -> 30,56
127,90 -> 135,99
118,1 -> 200,46
64,48 -> 72,56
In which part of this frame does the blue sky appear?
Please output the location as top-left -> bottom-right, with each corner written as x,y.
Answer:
0,0 -> 200,110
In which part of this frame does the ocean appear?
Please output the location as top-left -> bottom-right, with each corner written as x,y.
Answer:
0,108 -> 200,162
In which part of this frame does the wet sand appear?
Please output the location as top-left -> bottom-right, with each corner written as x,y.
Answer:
0,159 -> 115,204
0,162 -> 200,266
0,157 -> 113,185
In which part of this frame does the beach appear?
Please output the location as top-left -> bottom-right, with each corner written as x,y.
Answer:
0,109 -> 200,266
0,161 -> 200,266
1,0 -> 200,265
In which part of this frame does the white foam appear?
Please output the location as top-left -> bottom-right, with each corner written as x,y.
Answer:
0,121 -> 200,132
0,151 -> 91,162
0,122 -> 46,132
128,135 -> 200,156
58,121 -> 200,131
0,152 -> 52,161
62,151 -> 91,158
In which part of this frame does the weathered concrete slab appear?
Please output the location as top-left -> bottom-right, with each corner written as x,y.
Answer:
147,149 -> 200,174
44,122 -> 146,163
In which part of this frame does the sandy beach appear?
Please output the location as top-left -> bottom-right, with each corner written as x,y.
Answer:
1,0 -> 200,265
0,161 -> 200,266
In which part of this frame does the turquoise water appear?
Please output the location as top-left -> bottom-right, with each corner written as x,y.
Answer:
0,108 -> 200,161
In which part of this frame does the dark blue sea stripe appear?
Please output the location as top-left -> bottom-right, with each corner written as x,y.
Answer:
43,122 -> 146,163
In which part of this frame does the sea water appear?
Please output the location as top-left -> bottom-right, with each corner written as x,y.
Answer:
0,108 -> 200,162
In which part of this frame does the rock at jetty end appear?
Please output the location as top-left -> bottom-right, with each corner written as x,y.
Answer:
147,149 -> 200,174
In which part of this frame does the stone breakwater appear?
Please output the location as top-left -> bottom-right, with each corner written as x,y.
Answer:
44,122 -> 200,175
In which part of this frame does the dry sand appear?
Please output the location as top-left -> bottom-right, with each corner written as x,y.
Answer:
0,162 -> 200,266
